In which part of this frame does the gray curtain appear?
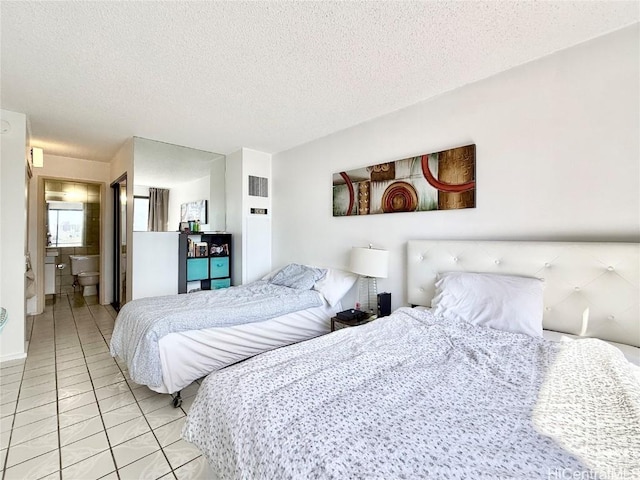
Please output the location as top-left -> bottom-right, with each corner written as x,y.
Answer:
148,188 -> 170,232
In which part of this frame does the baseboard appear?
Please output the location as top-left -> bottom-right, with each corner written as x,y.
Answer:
1,350 -> 27,363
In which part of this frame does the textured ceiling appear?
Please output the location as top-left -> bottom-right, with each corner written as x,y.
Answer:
1,1 -> 638,162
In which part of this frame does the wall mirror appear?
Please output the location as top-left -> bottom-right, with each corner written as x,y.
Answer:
132,137 -> 226,232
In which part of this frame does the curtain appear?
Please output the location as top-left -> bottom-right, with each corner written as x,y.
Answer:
148,188 -> 170,232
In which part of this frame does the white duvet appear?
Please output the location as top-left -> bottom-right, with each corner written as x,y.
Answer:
183,307 -> 640,480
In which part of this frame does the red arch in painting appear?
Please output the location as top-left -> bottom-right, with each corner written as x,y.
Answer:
339,171 -> 355,216
420,155 -> 475,193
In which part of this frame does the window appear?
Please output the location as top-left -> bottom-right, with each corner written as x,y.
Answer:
133,196 -> 149,231
47,201 -> 84,247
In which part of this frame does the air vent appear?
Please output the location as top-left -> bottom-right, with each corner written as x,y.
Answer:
248,176 -> 268,197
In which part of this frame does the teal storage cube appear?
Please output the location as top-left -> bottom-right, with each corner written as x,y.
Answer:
209,257 -> 229,278
210,278 -> 231,289
187,258 -> 208,281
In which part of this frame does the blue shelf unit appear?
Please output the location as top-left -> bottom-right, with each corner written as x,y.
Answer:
178,232 -> 232,294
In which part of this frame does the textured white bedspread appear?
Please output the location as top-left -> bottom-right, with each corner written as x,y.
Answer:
183,307 -> 640,480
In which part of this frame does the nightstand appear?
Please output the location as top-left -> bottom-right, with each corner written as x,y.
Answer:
331,314 -> 375,332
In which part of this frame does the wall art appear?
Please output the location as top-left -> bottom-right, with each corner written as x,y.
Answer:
181,199 -> 208,223
332,144 -> 475,216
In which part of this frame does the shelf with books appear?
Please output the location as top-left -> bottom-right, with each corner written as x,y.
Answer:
179,232 -> 232,294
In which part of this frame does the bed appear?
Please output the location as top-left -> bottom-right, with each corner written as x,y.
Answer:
182,240 -> 640,478
109,263 -> 357,402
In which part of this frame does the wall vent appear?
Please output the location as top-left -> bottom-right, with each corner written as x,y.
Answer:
248,176 -> 268,197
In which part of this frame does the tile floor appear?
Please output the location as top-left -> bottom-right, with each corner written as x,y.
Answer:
1,294 -> 214,479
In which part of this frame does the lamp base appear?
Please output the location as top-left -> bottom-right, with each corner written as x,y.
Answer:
357,276 -> 378,314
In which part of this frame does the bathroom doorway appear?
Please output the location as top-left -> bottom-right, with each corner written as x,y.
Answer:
111,174 -> 127,311
43,179 -> 101,299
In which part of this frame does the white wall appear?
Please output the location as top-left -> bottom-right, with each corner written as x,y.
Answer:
225,150 -> 243,284
27,154 -> 111,313
226,148 -> 272,285
0,109 -> 27,362
272,25 -> 640,312
132,232 -> 179,299
168,175 -> 210,232
110,138 -> 134,305
209,157 -> 226,232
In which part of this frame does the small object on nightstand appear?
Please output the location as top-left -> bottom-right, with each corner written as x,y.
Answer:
377,292 -> 391,317
336,308 -> 368,321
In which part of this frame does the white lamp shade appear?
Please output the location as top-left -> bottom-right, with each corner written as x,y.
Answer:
349,247 -> 389,278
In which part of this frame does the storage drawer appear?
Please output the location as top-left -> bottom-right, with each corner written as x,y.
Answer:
187,258 -> 209,281
209,257 -> 229,278
210,278 -> 231,290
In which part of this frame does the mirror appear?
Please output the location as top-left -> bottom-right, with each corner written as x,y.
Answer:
132,137 -> 226,232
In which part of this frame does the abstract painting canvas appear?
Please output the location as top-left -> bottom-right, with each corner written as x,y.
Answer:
332,144 -> 475,216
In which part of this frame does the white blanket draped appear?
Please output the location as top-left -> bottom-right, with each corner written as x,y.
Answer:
183,307 -> 640,479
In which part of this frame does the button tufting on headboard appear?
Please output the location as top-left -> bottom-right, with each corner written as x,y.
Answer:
407,240 -> 640,348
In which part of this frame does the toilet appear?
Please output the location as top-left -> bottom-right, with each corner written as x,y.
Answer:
69,255 -> 100,296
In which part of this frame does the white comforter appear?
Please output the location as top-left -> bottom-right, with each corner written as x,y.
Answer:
182,307 -> 640,480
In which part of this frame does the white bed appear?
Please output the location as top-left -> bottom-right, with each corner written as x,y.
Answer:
111,264 -> 357,401
155,301 -> 340,394
182,240 -> 640,478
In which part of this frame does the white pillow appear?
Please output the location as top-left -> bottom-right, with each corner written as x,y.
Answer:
431,272 -> 544,337
313,268 -> 358,307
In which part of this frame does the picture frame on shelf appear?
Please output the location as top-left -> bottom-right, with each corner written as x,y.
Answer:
210,243 -> 229,257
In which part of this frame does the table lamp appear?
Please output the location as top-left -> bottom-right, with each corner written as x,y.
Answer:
349,245 -> 389,314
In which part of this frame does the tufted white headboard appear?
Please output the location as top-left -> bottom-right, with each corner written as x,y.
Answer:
407,240 -> 639,347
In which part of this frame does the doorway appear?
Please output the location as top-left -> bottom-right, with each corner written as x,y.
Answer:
43,178 -> 102,299
111,174 -> 127,311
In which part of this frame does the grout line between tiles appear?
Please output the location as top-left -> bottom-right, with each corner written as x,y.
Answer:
3,293 -> 205,480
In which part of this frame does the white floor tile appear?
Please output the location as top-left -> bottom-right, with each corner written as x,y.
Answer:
145,404 -> 185,430
61,430 -> 110,468
163,439 -> 202,470
57,364 -> 89,380
57,371 -> 91,389
56,357 -> 87,372
58,390 -> 97,413
9,415 -> 58,446
131,385 -> 161,402
139,394 -> 172,414
92,371 -> 126,389
2,449 -> 60,480
18,380 -> 57,400
173,455 -> 216,480
95,381 -> 131,401
152,417 -> 186,447
100,402 -> 143,430
106,416 -> 150,447
15,390 -> 57,412
2,296 -> 199,480
58,402 -> 100,429
0,372 -> 23,386
97,391 -> 135,413
61,449 -> 115,480
22,364 -> 55,379
111,431 -> 160,469
13,401 -> 57,428
19,373 -> 56,389
116,449 -> 171,479
59,415 -> 105,447
58,380 -> 95,400
6,430 -> 59,467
